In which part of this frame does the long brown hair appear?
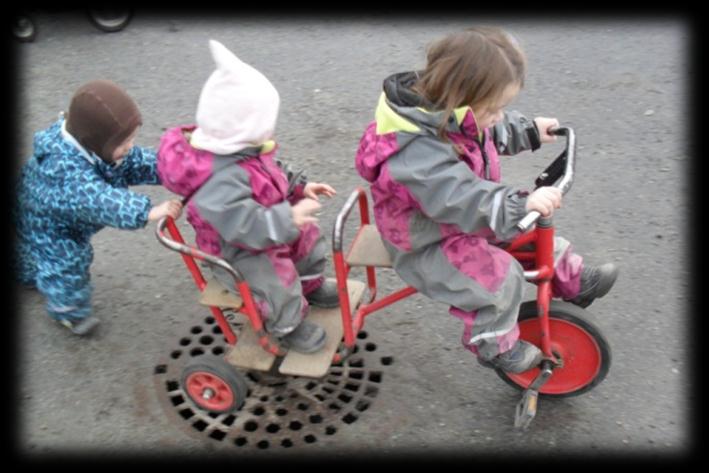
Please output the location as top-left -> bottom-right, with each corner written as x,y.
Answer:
412,26 -> 527,138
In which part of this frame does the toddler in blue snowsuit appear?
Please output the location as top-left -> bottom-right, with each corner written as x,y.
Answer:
13,80 -> 183,335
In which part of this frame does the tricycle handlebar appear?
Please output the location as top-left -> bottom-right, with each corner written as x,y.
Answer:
516,127 -> 576,233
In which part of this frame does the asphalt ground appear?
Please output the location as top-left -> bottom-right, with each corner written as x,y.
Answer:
9,11 -> 696,465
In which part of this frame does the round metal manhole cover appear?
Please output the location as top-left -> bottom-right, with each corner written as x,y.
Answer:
153,313 -> 394,450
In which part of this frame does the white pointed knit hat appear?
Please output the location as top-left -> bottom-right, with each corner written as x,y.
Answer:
190,39 -> 280,155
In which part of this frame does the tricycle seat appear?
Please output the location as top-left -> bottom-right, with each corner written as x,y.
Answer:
198,278 -> 243,309
346,224 -> 392,268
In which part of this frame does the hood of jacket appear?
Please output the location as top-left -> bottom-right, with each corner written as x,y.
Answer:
356,71 -> 483,183
157,125 -> 216,199
28,119 -> 118,180
380,71 -> 483,137
32,120 -> 70,167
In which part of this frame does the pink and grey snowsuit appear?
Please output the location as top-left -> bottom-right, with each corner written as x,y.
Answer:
157,125 -> 327,336
355,72 -> 584,360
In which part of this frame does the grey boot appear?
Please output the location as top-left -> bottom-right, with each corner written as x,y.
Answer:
477,340 -> 543,373
305,279 -> 340,308
567,263 -> 619,308
278,320 -> 327,354
58,315 -> 101,336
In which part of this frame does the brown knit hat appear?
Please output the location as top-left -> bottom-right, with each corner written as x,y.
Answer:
65,80 -> 142,163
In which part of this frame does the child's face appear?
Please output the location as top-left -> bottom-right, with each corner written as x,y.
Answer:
473,82 -> 520,130
111,127 -> 139,164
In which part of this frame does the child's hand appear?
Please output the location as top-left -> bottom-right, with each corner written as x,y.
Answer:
303,182 -> 337,201
291,198 -> 322,228
533,117 -> 560,143
525,186 -> 562,217
148,199 -> 183,222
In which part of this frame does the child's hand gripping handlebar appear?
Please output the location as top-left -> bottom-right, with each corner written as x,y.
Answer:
516,127 -> 576,233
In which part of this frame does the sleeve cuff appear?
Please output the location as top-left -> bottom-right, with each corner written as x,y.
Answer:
509,193 -> 529,221
290,183 -> 306,202
137,197 -> 152,228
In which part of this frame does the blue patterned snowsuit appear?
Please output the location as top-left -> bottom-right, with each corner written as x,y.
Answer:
13,118 -> 160,322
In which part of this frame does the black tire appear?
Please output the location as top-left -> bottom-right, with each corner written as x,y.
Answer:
87,9 -> 132,33
13,15 -> 36,42
181,355 -> 249,413
495,300 -> 612,398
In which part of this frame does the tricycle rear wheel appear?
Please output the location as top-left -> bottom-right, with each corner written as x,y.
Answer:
181,355 -> 248,413
496,300 -> 611,398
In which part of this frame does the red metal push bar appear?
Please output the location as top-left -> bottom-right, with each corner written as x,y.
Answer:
156,217 -> 286,355
332,188 -> 419,357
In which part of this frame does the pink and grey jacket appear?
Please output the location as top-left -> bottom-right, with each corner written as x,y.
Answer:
356,71 -> 541,255
354,71 -> 546,359
157,125 -> 308,258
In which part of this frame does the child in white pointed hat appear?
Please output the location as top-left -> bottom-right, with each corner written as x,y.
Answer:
190,40 -> 281,155
158,40 -> 339,354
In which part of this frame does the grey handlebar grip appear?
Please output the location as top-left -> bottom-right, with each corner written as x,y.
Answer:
516,210 -> 541,233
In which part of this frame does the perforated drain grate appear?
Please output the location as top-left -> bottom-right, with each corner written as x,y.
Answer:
153,314 -> 394,450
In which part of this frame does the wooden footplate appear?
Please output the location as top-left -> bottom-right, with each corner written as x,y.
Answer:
277,278 -> 366,377
199,278 -> 366,378
198,278 -> 243,309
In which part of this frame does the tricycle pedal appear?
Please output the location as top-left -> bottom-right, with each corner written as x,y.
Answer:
513,361 -> 554,429
514,389 -> 539,429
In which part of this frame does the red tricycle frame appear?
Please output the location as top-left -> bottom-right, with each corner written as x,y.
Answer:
156,127 -> 610,427
331,188 -> 559,365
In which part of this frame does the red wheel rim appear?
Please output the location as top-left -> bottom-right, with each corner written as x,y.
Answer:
185,371 -> 235,411
506,317 -> 602,395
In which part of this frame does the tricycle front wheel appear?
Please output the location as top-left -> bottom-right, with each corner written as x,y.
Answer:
181,355 -> 248,413
496,300 -> 611,398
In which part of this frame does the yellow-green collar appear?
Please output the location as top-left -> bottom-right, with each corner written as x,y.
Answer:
375,93 -> 421,134
452,105 -> 471,125
261,140 -> 276,154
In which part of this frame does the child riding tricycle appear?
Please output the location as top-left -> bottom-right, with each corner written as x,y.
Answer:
337,126 -> 611,428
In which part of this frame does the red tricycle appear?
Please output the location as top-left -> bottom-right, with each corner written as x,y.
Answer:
156,126 -> 610,429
